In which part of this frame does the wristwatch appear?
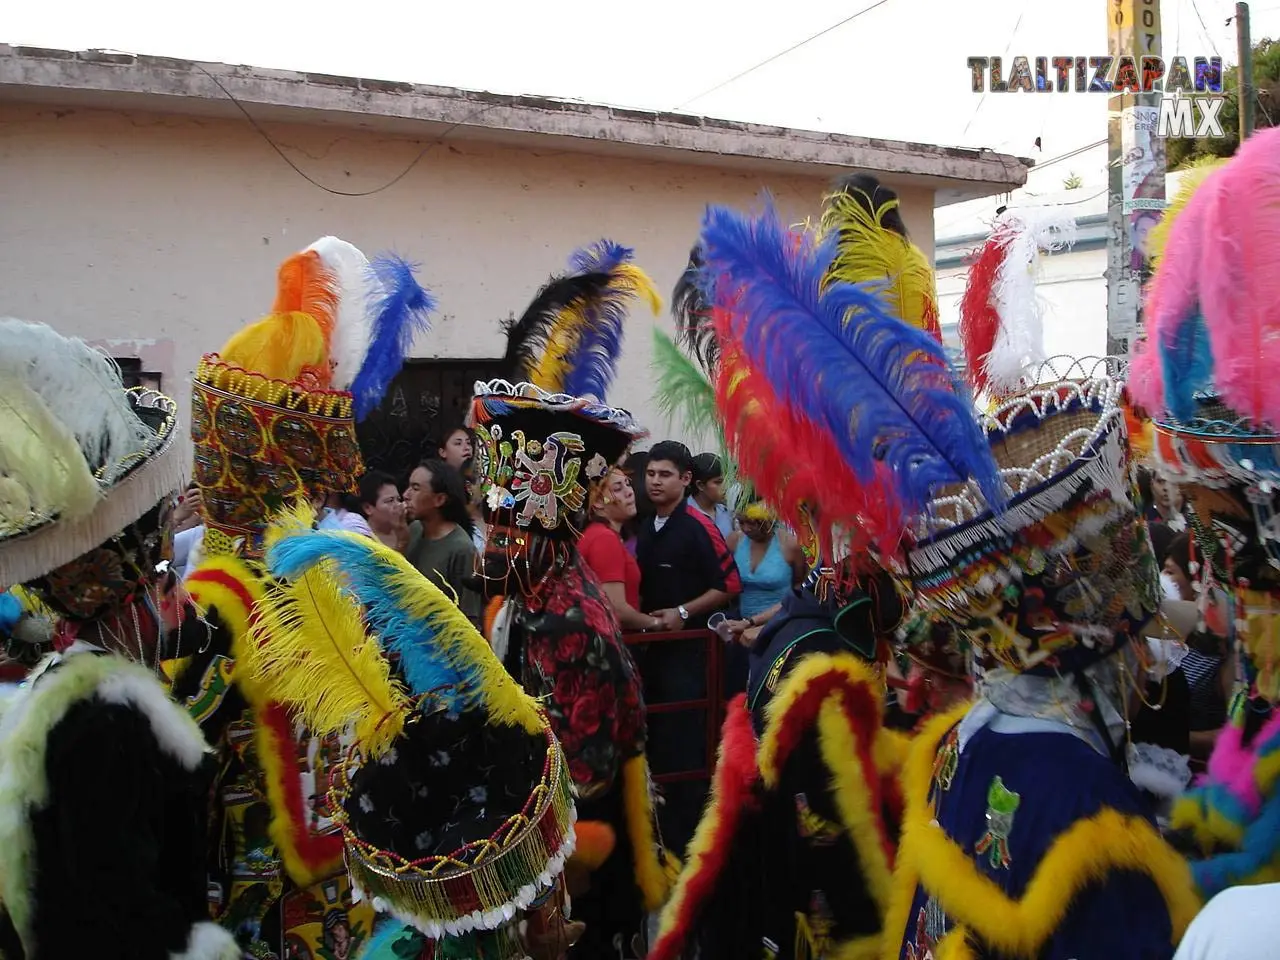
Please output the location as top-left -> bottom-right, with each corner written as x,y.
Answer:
677,605 -> 689,622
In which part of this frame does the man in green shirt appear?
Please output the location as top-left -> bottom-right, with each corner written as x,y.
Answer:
404,458 -> 483,625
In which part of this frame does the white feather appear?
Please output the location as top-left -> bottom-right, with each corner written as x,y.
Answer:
305,237 -> 377,390
983,208 -> 1079,392
0,319 -> 155,485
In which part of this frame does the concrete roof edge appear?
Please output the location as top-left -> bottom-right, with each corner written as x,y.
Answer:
0,44 -> 1029,189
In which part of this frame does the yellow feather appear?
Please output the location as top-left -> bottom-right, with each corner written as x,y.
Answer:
245,558 -> 411,759
264,498 -> 318,552
221,310 -> 328,383
345,533 -> 546,734
818,189 -> 940,337
528,262 -> 661,393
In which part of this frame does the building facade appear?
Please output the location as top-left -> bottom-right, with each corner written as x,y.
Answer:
0,45 -> 1027,463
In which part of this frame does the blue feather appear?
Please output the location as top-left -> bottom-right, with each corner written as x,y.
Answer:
266,529 -> 483,711
1161,309 -> 1214,424
698,198 -> 1004,518
561,240 -> 634,400
0,592 -> 22,636
350,255 -> 436,421
360,919 -> 419,958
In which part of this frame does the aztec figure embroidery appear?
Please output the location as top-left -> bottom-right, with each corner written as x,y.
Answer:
474,423 -> 588,530
974,775 -> 1020,870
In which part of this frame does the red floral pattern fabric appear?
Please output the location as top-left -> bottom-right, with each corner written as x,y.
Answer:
518,557 -> 646,795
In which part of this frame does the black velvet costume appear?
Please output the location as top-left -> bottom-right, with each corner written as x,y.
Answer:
0,649 -> 234,960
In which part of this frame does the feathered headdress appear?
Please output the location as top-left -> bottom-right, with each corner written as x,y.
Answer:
263,524 -> 544,737
711,323 -> 901,558
958,207 -> 1078,396
818,174 -> 942,341
698,197 -> 1003,553
221,235 -> 379,389
1130,131 -> 1280,430
252,510 -> 576,944
0,319 -> 182,587
505,240 -> 660,401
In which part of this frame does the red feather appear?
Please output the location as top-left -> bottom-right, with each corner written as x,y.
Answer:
712,306 -> 901,559
958,236 -> 1007,394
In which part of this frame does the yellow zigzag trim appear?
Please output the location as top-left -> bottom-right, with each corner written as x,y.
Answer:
882,704 -> 1201,959
183,554 -> 265,697
759,653 -> 896,926
881,705 -> 968,960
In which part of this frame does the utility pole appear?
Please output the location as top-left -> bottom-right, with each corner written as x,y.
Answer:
1105,0 -> 1166,359
1237,2 -> 1255,141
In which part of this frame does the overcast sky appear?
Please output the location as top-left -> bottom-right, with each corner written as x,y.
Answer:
8,0 -> 1277,180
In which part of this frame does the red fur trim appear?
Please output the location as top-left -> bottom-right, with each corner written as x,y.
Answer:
650,695 -> 760,960
259,701 -> 344,882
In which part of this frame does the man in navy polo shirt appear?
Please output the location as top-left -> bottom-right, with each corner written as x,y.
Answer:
637,440 -> 739,630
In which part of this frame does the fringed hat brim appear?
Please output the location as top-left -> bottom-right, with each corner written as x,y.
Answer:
0,398 -> 183,588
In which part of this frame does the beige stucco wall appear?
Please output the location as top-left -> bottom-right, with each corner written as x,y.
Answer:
0,100 -> 936,454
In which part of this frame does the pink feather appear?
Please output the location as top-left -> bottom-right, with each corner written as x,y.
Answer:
1130,172 -> 1218,413
1199,128 -> 1280,427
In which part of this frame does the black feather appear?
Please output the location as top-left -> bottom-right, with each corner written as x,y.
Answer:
828,173 -> 910,240
671,244 -> 721,376
500,271 -> 614,382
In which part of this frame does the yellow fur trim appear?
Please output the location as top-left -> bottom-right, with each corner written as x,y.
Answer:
935,928 -> 976,960
880,704 -> 973,960
758,652 -> 885,788
885,705 -> 1201,959
815,696 -> 894,917
623,753 -> 673,912
1169,793 -> 1246,855
254,710 -> 343,887
875,727 -> 912,777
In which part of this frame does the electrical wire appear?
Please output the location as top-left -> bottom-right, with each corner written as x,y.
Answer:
673,0 -> 895,111
195,64 -> 498,198
1191,0 -> 1224,56
962,0 -> 1031,139
1034,138 -> 1108,170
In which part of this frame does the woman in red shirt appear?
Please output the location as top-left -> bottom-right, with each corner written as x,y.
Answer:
579,467 -> 661,631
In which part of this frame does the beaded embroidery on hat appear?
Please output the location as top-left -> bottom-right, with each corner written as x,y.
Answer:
191,355 -> 363,558
901,357 -> 1160,676
468,379 -> 646,539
